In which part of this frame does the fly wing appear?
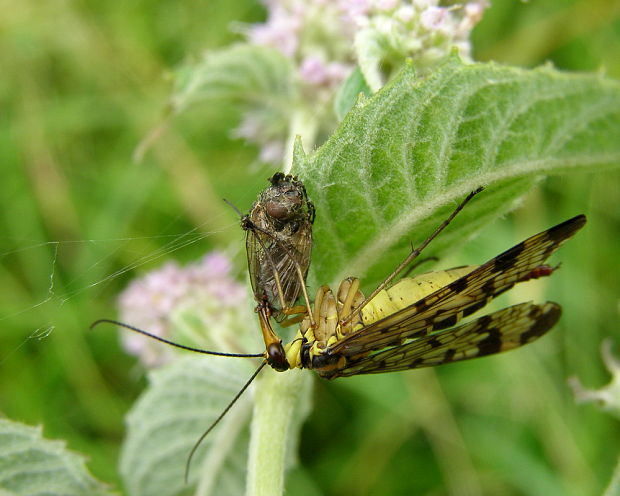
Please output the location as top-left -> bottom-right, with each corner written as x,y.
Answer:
331,215 -> 585,356
245,210 -> 313,320
245,223 -> 264,300
329,301 -> 560,377
270,224 -> 313,319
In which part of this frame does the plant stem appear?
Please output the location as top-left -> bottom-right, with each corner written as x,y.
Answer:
246,368 -> 310,496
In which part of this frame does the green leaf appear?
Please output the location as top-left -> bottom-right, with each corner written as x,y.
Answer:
0,418 -> 113,496
604,455 -> 620,496
333,67 -> 372,121
293,55 -> 620,290
170,44 -> 294,114
120,356 -> 257,496
119,355 -> 313,496
354,28 -> 386,92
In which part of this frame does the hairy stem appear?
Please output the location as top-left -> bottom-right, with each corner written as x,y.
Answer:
246,368 -> 311,496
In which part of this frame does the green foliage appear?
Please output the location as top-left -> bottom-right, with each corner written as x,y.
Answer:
170,44 -> 294,113
604,457 -> 620,496
120,357 -> 312,496
120,357 -> 254,496
333,67 -> 372,120
0,419 -> 113,496
1,1 -> 620,496
294,55 -> 620,291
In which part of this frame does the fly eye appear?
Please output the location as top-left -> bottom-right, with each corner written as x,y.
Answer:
265,200 -> 290,219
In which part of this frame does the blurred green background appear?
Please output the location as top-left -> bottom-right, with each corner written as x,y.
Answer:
1,0 -> 619,494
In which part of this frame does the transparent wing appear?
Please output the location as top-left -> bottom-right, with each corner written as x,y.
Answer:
246,221 -> 313,320
246,227 -> 262,298
332,215 -> 585,356
272,227 -> 313,319
330,301 -> 560,377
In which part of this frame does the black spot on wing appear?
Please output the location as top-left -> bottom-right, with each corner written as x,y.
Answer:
450,277 -> 468,294
472,314 -> 492,330
427,337 -> 443,348
443,348 -> 456,362
409,357 -> 424,368
481,279 -> 497,296
463,299 -> 487,317
432,314 -> 458,331
493,241 -> 525,272
546,215 -> 587,243
468,314 -> 497,356
415,299 -> 431,313
477,327 -> 502,355
520,303 -> 562,344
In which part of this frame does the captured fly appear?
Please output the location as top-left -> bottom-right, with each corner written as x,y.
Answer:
240,172 -> 315,371
243,172 -> 315,322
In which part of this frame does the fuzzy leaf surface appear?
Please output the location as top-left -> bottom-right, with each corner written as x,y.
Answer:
170,44 -> 293,114
120,356 -> 257,496
293,56 -> 620,289
0,418 -> 113,496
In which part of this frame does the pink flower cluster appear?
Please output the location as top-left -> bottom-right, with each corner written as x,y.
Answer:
239,0 -> 489,164
246,0 -> 488,85
246,0 -> 357,91
117,251 -> 248,367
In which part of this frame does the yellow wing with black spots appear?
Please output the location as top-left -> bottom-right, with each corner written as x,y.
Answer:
330,215 -> 586,358
330,301 -> 560,377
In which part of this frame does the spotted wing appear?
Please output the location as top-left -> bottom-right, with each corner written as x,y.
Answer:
328,301 -> 560,378
331,215 -> 585,356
